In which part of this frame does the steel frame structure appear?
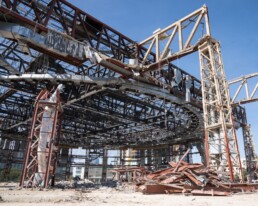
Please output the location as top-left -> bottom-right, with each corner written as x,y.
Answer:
138,6 -> 210,72
228,73 -> 258,180
242,124 -> 256,180
228,73 -> 258,105
0,0 -> 252,183
199,39 -> 243,181
19,88 -> 62,188
0,1 -> 204,150
0,138 -> 25,180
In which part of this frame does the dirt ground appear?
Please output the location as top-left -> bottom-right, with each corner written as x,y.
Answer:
1,182 -> 258,206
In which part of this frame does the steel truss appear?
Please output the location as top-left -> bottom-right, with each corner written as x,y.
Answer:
20,88 -> 62,188
242,124 -> 256,181
228,73 -> 258,179
228,73 -> 258,105
0,0 -> 252,183
0,1 -> 204,150
0,138 -> 25,180
199,39 -> 243,181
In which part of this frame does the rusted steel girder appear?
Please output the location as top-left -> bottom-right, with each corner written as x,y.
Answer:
19,87 -> 63,188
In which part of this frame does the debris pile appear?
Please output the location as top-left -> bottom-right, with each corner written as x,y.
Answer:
54,178 -> 117,190
111,167 -> 148,183
55,179 -> 96,189
112,161 -> 258,196
135,161 -> 258,196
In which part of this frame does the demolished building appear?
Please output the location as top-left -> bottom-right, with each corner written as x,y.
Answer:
0,0 -> 257,189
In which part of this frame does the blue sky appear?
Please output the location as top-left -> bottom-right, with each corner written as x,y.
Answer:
69,0 -> 258,157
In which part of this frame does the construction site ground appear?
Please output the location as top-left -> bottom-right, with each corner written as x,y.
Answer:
0,182 -> 257,206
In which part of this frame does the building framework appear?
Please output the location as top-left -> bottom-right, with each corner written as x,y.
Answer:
0,0 -> 255,186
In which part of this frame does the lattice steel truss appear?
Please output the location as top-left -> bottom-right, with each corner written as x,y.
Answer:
0,0 -> 205,150
228,73 -> 258,105
0,0 -> 252,183
199,39 -> 243,181
19,88 -> 62,188
228,73 -> 258,179
242,125 -> 256,180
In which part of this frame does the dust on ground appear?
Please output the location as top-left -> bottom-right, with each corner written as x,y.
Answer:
0,182 -> 258,206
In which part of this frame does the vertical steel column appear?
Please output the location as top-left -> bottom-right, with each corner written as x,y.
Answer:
65,149 -> 72,180
84,149 -> 89,179
242,124 -> 256,181
166,145 -> 172,162
120,149 -> 126,167
196,141 -> 206,164
146,149 -> 152,170
59,148 -> 70,180
101,149 -> 108,182
50,112 -> 62,187
19,88 -> 62,188
2,140 -> 16,179
199,39 -> 243,181
155,149 -> 162,170
139,149 -> 145,166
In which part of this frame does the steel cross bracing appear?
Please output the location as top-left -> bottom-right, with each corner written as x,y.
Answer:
20,88 -> 62,188
0,73 -> 202,148
228,73 -> 258,105
0,138 -> 25,180
2,2 -> 206,150
0,0 -> 250,182
138,6 -> 210,73
0,2 -> 206,148
0,0 -> 155,67
228,73 -> 258,180
199,39 -> 243,181
242,124 -> 256,180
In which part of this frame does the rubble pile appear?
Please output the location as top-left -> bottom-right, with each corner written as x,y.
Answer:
111,167 -> 148,183
135,161 -> 258,196
54,178 -> 117,191
55,179 -> 96,189
112,161 -> 258,196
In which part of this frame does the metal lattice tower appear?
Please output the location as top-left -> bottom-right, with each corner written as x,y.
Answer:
20,88 -> 62,188
199,38 -> 243,181
242,124 -> 256,179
